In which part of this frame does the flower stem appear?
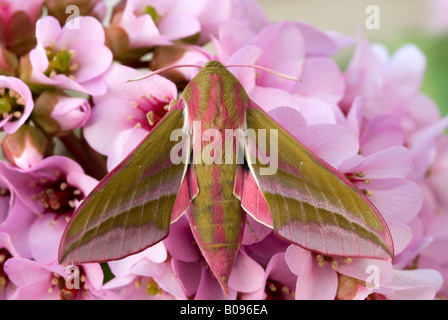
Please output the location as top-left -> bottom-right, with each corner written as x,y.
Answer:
59,132 -> 107,180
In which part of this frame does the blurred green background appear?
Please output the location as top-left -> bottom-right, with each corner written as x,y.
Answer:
257,0 -> 448,115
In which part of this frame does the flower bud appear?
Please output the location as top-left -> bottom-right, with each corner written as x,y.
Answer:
1,124 -> 48,169
0,45 -> 18,76
0,0 -> 44,55
32,91 -> 91,136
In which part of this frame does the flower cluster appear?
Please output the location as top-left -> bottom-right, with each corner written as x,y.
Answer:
0,0 -> 447,300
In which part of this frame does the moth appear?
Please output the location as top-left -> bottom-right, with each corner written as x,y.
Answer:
59,60 -> 394,294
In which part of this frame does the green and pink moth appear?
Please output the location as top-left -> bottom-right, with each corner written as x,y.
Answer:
58,60 -> 394,294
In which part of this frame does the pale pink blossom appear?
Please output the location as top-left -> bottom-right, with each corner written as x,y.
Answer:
26,16 -> 113,96
84,63 -> 177,170
0,156 -> 98,263
32,91 -> 91,136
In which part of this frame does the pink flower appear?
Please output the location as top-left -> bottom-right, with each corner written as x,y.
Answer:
0,0 -> 44,55
84,63 -> 177,170
106,0 -> 203,63
32,91 -> 91,136
0,76 -> 33,134
24,16 -> 112,96
0,156 -> 98,263
4,258 -> 118,300
341,40 -> 440,134
104,242 -> 187,299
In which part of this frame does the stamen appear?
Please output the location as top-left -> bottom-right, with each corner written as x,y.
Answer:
69,63 -> 78,71
15,97 -> 25,105
13,111 -> 22,119
68,200 -> 76,208
331,260 -> 338,269
8,90 -> 19,99
146,111 -> 155,126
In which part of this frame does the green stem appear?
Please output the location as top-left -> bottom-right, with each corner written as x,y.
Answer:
59,132 -> 108,180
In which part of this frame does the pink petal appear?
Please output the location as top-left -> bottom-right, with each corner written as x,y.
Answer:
242,214 -> 272,245
195,266 -> 237,300
4,257 -> 50,287
292,96 -> 338,125
83,263 -> 105,291
379,269 -> 443,300
295,123 -> 359,169
106,128 -> 149,171
268,106 -> 308,139
158,15 -> 201,41
57,16 -> 106,47
213,20 -> 256,61
35,16 -> 61,47
360,114 -> 405,156
285,245 -> 312,275
335,258 -> 394,286
0,76 -> 33,134
28,213 -> 66,264
164,216 -> 200,262
384,44 -> 426,101
226,45 -> 263,91
357,179 -> 423,224
70,42 -> 113,82
295,261 -> 338,300
108,243 -> 167,278
228,251 -> 265,293
295,22 -> 339,57
249,86 -> 297,113
388,220 -> 413,255
265,252 -> 296,290
293,57 -> 345,103
83,98 -> 137,155
346,96 -> 363,138
344,146 -> 413,180
172,259 -> 201,296
253,22 -> 305,91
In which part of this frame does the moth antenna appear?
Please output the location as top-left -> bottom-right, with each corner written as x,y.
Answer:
126,64 -> 203,82
225,64 -> 302,82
